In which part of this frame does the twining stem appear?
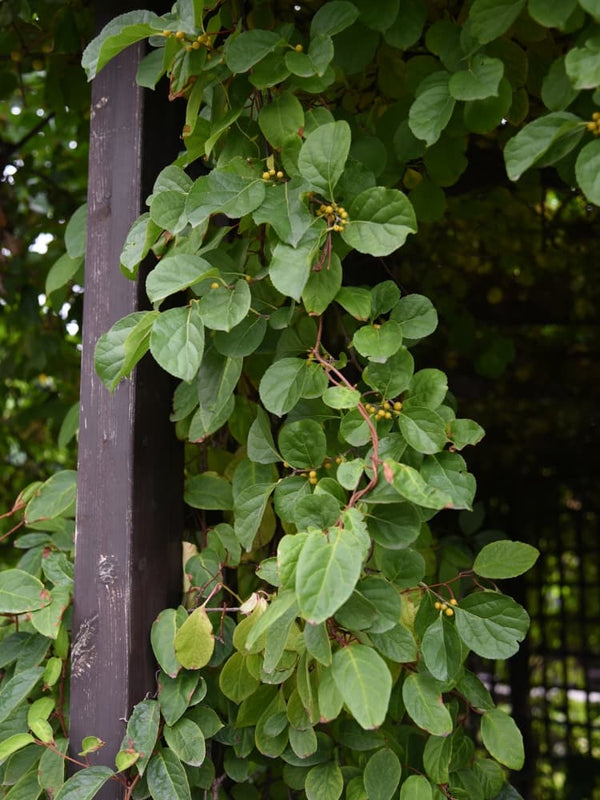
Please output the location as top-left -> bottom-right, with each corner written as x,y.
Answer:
310,317 -> 380,508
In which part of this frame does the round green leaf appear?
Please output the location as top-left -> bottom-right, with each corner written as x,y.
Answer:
147,748 -> 191,800
0,570 -> 49,614
364,748 -> 401,800
352,321 -> 404,361
174,607 -> 214,670
408,72 -> 455,146
454,591 -> 530,659
163,718 -> 206,767
305,761 -> 343,800
198,279 -> 251,332
421,615 -> 463,682
278,419 -> 327,469
449,55 -> 504,101
259,92 -> 305,147
54,766 -> 114,800
473,540 -> 539,579
149,306 -> 204,382
400,775 -> 434,800
343,187 -> 417,256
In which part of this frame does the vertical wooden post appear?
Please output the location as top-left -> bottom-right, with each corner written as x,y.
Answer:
71,6 -> 183,796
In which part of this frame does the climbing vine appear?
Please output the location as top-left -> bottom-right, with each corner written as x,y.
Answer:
4,0 -> 600,797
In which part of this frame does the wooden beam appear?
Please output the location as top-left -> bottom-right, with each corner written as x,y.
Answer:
70,9 -> 183,796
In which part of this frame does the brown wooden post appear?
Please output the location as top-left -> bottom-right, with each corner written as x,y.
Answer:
70,5 -> 183,796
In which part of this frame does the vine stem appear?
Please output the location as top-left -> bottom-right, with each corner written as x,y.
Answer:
310,320 -> 380,508
123,773 -> 141,800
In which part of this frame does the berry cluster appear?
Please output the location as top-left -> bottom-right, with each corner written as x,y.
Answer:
262,168 -> 285,181
164,30 -> 215,53
434,598 -> 458,616
364,400 -> 402,421
284,457 -> 344,484
315,202 -> 349,232
586,111 -> 600,136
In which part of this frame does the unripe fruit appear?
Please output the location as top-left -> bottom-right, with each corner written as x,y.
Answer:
450,598 -> 458,606
309,470 -> 317,479
295,44 -> 303,52
276,170 -> 284,179
210,282 -> 220,289
445,608 -> 454,616
262,171 -> 271,180
175,30 -> 185,39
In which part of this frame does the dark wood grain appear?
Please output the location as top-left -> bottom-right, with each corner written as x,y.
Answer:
70,7 -> 183,796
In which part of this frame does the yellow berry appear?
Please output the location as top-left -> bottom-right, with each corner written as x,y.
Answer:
309,476 -> 318,485
325,462 -> 332,469
185,44 -> 192,51
324,205 -> 333,215
333,224 -> 342,232
593,111 -> 600,120
301,472 -> 308,478
450,598 -> 458,606
262,171 -> 271,180
269,168 -> 276,176
434,602 -> 441,610
587,121 -> 596,132
394,401 -> 402,411
210,282 -> 220,289
441,603 -> 448,611
276,170 -> 284,179
245,274 -> 252,282
283,461 -> 290,468
295,43 -> 303,52
383,401 -> 391,410
385,411 -> 392,419
340,209 -> 348,219
335,456 -> 343,465
445,608 -> 454,616
163,29 -> 172,37
309,470 -> 318,479
373,323 -> 381,330
175,30 -> 185,39
192,41 -> 200,49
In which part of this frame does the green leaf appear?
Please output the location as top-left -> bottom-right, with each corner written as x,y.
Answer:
0,734 -> 35,764
480,709 -> 524,769
391,294 -> 438,339
146,255 -> 217,305
120,699 -> 160,776
363,348 -> 414,398
322,386 -> 361,409
402,673 -> 453,735
337,459 -> 364,490
457,670 -> 495,711
259,92 -> 305,147
332,644 -> 392,729
305,761 -> 343,800
421,615 -> 463,681
0,571 -> 48,614
269,228 -> 324,301
248,407 -> 281,464
120,212 -> 161,275
174,607 -> 214,669
219,652 -> 260,702
30,584 -> 70,639
504,113 -> 583,181
214,315 -> 267,358
367,503 -> 421,549
449,55 -> 504,101
468,0 -> 525,43
352,321 -> 403,361
364,748 -> 402,800
234,482 -> 277,550
335,287 -> 372,320
159,670 -> 200,726
298,121 -> 351,198
449,418 -> 485,449
46,253 -> 83,297
224,30 -> 283,73
421,452 -> 476,510
254,178 -> 314,247
303,252 -> 343,314
454,592 -> 530,659
409,72 -> 455,146
576,140 -> 600,205
278,419 -> 327,469
38,737 -> 68,795
150,191 -> 188,234
529,0 -> 578,27
423,735 -> 452,783
385,460 -> 452,510
151,609 -> 181,678
343,187 -> 416,257
304,622 -> 332,666
150,306 -> 204,382
259,358 -> 307,416
352,0 -> 400,30
54,767 -> 114,800
311,1 -> 360,36
385,0 -> 427,48
399,407 -> 447,454
566,41 -> 600,89
81,10 -> 162,78
25,470 -> 77,523
400,775 -> 434,800
296,528 -> 363,623
473,540 -> 539,579
185,473 -> 233,510
163,718 -> 206,767
369,623 -> 417,662
579,0 -> 600,17
187,170 -> 266,226
147,748 -> 191,800
198,280 -> 251,332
